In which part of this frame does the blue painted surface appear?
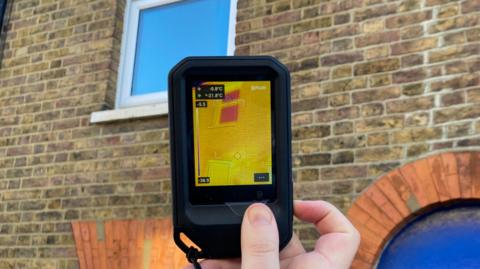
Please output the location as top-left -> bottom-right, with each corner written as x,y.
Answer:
132,0 -> 231,95
378,204 -> 480,269
0,0 -> 7,32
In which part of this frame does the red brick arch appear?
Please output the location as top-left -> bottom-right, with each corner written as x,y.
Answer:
72,219 -> 189,269
347,151 -> 480,268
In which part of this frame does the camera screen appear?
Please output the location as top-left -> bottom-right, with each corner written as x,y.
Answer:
192,81 -> 272,187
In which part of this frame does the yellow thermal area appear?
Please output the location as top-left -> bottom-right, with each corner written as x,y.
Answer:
193,81 -> 272,186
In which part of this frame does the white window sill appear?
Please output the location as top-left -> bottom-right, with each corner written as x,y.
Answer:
90,103 -> 168,123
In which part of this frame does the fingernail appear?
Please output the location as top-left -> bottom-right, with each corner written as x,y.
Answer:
248,204 -> 272,226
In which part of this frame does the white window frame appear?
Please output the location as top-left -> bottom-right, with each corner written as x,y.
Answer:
116,0 -> 237,109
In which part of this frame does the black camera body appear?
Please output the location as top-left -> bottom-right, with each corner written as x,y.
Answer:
168,56 -> 292,259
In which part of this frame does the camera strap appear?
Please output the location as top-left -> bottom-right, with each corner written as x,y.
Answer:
187,246 -> 202,269
174,231 -> 204,268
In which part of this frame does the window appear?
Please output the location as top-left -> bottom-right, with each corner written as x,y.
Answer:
117,0 -> 236,108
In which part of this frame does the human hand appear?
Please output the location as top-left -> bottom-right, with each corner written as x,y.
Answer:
184,200 -> 360,269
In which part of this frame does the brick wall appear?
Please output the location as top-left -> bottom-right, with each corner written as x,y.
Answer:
0,1 -> 172,268
0,0 -> 478,267
235,0 -> 480,247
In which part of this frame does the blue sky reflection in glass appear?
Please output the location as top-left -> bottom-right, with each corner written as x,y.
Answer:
131,0 -> 231,95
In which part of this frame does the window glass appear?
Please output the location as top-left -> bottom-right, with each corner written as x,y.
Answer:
131,0 -> 232,96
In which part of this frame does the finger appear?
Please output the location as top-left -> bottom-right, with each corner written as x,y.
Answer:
294,200 -> 357,235
279,233 -> 305,260
182,258 -> 240,269
294,200 -> 360,268
241,203 -> 280,269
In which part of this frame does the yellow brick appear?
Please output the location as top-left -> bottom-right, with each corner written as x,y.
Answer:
362,19 -> 384,33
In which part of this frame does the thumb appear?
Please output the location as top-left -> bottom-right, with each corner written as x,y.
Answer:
241,203 -> 279,269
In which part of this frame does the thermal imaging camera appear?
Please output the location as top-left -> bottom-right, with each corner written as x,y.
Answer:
168,56 -> 292,259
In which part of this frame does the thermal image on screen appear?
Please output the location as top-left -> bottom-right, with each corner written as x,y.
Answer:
192,81 -> 272,187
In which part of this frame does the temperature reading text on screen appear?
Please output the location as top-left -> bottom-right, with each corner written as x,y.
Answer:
195,85 -> 225,99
